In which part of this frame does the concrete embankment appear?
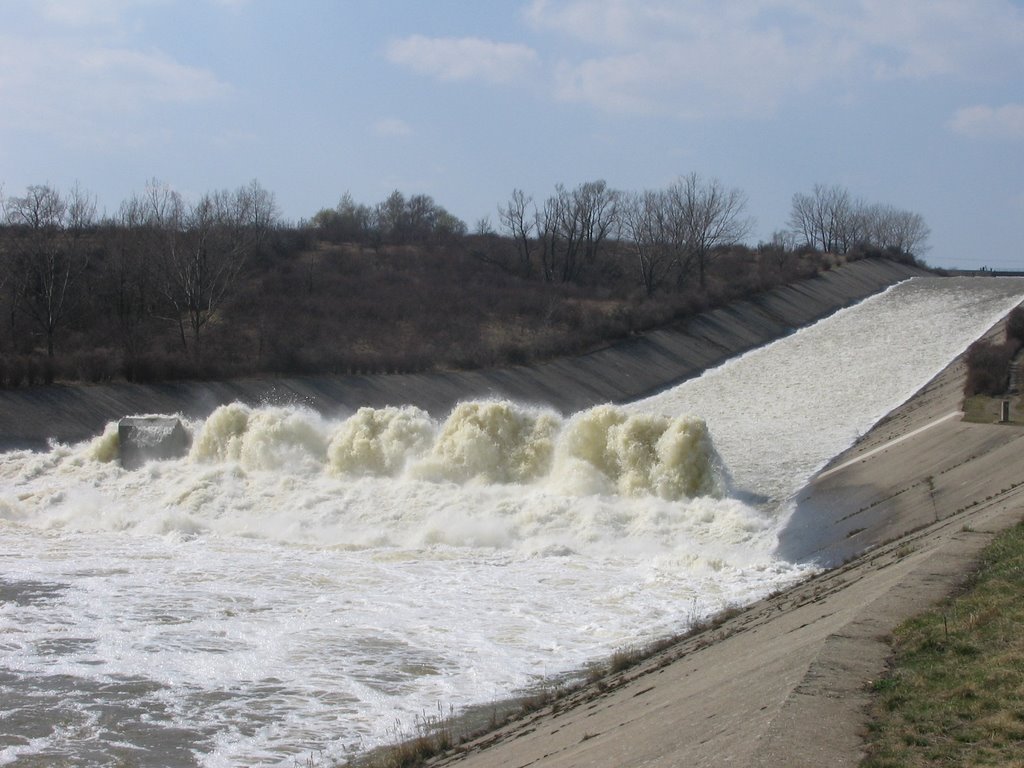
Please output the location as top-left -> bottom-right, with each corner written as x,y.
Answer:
428,285 -> 1024,768
0,258 -> 926,448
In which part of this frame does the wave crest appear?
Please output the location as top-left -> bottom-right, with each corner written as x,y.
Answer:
105,400 -> 726,501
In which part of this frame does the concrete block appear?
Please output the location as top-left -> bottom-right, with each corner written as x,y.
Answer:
118,416 -> 191,470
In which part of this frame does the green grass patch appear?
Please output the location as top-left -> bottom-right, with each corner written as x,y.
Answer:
862,521 -> 1024,767
962,394 -> 1024,425
962,394 -> 999,423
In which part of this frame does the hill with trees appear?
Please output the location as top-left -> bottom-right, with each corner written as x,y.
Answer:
0,177 -> 930,388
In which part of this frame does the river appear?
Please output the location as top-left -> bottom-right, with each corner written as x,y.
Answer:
1,276 -> 1021,766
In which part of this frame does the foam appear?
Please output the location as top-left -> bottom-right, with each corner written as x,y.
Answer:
411,401 -> 562,485
551,405 -> 725,500
327,405 -> 433,477
191,404 -> 328,471
181,400 -> 726,502
87,421 -> 120,463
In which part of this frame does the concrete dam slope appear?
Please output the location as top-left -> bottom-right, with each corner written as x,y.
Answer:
430,289 -> 1024,768
0,258 -> 927,448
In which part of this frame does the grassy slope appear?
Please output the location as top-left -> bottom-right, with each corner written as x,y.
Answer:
862,521 -> 1024,767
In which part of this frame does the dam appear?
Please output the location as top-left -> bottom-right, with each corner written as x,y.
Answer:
0,258 -> 924,450
1,272 -> 1023,766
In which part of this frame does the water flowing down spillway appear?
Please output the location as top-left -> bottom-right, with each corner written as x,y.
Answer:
1,277 -> 1022,767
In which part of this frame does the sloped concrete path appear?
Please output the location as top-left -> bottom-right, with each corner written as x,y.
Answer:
428,313 -> 1024,767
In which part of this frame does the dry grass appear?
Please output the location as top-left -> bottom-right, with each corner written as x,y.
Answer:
862,521 -> 1024,767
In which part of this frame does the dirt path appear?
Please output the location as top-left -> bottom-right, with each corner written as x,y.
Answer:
429,318 -> 1024,767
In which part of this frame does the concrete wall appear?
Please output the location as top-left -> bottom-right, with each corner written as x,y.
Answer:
0,258 -> 928,449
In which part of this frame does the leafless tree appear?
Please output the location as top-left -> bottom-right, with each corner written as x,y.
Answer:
535,180 -> 620,283
2,183 -> 96,364
498,188 -> 536,277
671,173 -> 752,288
144,179 -> 278,360
886,209 -> 930,257
788,184 -> 851,253
859,203 -> 931,257
236,178 -> 280,241
369,190 -> 465,245
108,193 -> 155,377
788,185 -> 930,259
622,189 -> 680,295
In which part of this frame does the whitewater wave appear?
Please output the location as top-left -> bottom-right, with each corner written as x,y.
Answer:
93,400 -> 727,502
0,399 -> 758,554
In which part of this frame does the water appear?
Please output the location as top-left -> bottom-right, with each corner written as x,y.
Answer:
1,277 -> 1021,766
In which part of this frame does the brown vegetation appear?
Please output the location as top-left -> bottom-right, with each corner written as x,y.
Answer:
0,180 -> 930,389
963,307 -> 1024,397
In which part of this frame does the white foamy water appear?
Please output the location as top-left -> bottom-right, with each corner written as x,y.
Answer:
0,276 -> 1021,766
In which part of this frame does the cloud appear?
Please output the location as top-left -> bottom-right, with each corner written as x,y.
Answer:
374,118 -> 414,138
523,0 -> 1024,118
38,0 -> 157,27
949,104 -> 1024,140
0,37 -> 228,108
38,0 -> 241,26
386,35 -> 539,85
0,35 -> 229,144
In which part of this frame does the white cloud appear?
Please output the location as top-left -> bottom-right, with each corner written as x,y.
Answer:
0,35 -> 229,144
949,104 -> 1024,140
0,37 -> 228,107
79,47 -> 228,104
38,0 -> 158,27
374,118 -> 414,138
524,0 -> 649,46
386,35 -> 539,85
37,0 -> 240,26
523,0 -> 1024,118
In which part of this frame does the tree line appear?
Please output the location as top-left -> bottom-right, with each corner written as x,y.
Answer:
478,175 -> 927,295
1,180 -> 278,383
0,177 -> 930,387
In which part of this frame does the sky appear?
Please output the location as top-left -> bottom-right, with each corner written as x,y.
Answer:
1,0 -> 1022,269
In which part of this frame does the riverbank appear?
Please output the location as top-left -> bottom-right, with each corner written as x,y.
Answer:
416,305 -> 1024,767
0,258 -> 925,449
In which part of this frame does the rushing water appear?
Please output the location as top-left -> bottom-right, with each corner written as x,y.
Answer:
1,277 -> 1022,767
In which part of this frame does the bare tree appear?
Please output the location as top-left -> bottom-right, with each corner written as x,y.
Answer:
236,178 -> 279,241
369,189 -> 465,246
575,180 -> 620,276
498,188 -> 536,277
107,193 -> 155,377
788,184 -> 851,253
622,189 -> 679,295
3,183 -> 96,365
535,180 -> 620,283
375,190 -> 406,243
788,185 -> 930,260
858,203 -> 931,257
671,173 -> 752,288
885,209 -> 930,257
145,179 -> 278,361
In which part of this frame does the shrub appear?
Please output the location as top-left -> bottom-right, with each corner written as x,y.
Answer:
964,340 -> 1014,397
1006,307 -> 1024,345
69,348 -> 120,383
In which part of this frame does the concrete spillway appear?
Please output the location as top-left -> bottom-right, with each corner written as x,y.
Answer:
0,258 -> 928,449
